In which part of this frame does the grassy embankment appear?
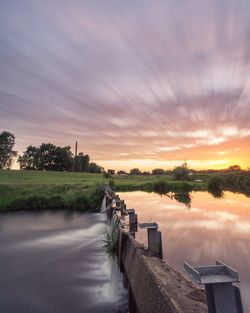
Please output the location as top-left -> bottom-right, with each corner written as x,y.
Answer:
0,170 -> 205,211
0,171 -> 105,211
0,170 -> 249,211
111,174 -> 206,192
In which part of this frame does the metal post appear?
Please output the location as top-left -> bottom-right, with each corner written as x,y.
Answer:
121,201 -> 126,216
125,209 -> 138,236
139,222 -> 163,258
184,261 -> 244,313
129,212 -> 138,226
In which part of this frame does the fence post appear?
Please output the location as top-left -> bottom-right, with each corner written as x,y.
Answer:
139,222 -> 163,258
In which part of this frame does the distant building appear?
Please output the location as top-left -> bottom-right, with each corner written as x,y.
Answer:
107,169 -> 115,175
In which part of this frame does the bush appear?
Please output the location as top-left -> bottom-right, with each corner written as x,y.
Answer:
208,176 -> 222,190
153,180 -> 170,194
130,168 -> 141,175
152,168 -> 165,175
172,162 -> 190,180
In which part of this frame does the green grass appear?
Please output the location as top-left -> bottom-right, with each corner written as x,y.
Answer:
0,170 -> 104,185
0,170 -> 249,211
0,170 -> 105,211
102,231 -> 119,258
111,174 -> 206,192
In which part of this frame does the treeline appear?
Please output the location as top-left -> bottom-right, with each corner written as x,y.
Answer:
108,163 -> 191,180
18,144 -> 103,172
0,131 -> 103,172
112,164 -> 250,176
219,172 -> 250,196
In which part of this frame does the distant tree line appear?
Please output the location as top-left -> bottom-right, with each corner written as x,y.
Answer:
0,131 -> 103,172
18,144 -> 103,172
108,163 -> 248,180
0,130 -> 248,175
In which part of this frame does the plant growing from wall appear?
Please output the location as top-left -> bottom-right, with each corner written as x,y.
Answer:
102,231 -> 118,258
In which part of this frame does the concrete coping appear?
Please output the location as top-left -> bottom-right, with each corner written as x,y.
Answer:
139,222 -> 158,229
125,208 -> 135,215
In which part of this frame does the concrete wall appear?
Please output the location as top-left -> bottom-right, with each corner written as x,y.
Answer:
103,189 -> 208,313
119,231 -> 207,313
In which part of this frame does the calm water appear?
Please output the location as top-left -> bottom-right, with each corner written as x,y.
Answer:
0,211 -> 128,313
119,190 -> 250,312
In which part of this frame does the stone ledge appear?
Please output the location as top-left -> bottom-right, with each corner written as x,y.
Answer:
120,231 -> 207,313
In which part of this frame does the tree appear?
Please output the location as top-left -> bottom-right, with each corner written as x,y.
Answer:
227,165 -> 241,172
74,153 -> 90,172
52,145 -> 73,171
0,131 -> 17,169
130,168 -> 141,175
18,143 -> 73,171
88,162 -> 103,173
152,168 -> 165,175
117,170 -> 127,175
172,162 -> 190,180
107,169 -> 115,175
18,145 -> 39,170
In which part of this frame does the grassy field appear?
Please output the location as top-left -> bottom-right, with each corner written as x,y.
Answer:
111,173 -> 206,191
0,170 -> 249,211
0,170 -> 205,211
0,171 -> 106,211
0,170 -> 104,186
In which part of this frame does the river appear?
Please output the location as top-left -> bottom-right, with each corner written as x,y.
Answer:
0,211 -> 128,313
119,190 -> 250,312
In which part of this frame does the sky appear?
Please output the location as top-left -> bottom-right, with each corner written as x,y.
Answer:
0,0 -> 250,171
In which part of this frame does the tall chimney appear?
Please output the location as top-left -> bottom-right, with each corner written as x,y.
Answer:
75,141 -> 78,157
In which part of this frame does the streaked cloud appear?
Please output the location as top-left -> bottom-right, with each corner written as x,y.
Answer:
0,0 -> 250,170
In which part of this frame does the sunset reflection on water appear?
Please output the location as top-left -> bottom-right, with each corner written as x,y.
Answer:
119,191 -> 250,312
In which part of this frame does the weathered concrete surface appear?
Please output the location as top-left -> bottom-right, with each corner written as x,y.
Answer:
119,231 -> 207,313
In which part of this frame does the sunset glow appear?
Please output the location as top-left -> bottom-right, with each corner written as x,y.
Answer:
0,1 -> 250,170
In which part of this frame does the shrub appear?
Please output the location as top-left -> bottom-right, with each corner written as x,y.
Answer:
172,162 -> 190,180
153,181 -> 170,195
208,176 -> 222,190
152,168 -> 165,175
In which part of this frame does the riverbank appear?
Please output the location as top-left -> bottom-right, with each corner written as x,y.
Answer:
0,170 -> 249,211
0,171 -> 105,211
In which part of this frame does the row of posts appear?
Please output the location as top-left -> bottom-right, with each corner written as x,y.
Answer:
104,186 -> 163,259
104,185 -> 244,313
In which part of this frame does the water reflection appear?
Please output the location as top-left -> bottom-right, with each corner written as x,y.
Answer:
119,191 -> 250,312
208,188 -> 224,199
154,189 -> 225,209
167,192 -> 192,208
